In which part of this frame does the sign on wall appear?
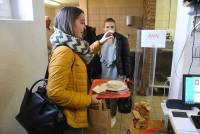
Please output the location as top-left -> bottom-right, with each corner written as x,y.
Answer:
141,30 -> 166,48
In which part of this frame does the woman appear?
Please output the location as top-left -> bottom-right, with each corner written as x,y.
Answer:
47,7 -> 113,134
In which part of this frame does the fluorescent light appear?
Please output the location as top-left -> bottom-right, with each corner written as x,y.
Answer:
53,0 -> 64,3
45,0 -> 60,6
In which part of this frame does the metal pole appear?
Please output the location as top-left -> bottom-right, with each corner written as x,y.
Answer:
151,48 -> 157,96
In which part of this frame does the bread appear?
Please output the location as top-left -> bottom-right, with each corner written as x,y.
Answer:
92,80 -> 127,93
132,101 -> 150,129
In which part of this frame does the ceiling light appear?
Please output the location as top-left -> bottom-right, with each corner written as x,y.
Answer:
45,0 -> 60,6
53,0 -> 64,3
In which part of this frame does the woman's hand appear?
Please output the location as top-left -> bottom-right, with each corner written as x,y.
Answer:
99,30 -> 114,44
91,95 -> 102,104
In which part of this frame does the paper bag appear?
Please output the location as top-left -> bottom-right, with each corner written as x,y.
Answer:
84,103 -> 111,134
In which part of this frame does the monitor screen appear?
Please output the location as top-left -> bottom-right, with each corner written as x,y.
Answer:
183,74 -> 200,106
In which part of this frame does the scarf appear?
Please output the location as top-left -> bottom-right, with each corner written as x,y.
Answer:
50,28 -> 94,64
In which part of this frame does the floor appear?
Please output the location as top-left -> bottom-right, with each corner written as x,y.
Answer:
112,95 -> 167,134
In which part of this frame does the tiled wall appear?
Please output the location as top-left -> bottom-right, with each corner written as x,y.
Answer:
87,0 -> 144,51
155,0 -> 178,38
45,6 -> 57,24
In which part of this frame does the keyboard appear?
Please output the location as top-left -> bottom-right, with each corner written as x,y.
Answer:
191,115 -> 200,129
166,99 -> 191,110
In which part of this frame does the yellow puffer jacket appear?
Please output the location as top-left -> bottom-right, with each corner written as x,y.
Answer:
47,41 -> 101,128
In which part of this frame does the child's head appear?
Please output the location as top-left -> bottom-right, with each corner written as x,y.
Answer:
104,18 -> 116,33
55,7 -> 86,38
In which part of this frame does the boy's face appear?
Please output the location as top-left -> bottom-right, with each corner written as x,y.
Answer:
104,22 -> 116,33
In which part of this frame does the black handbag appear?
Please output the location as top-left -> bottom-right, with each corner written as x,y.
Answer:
15,79 -> 66,134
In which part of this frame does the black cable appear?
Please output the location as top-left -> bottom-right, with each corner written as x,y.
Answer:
173,38 -> 187,78
188,1 -> 199,73
188,31 -> 195,74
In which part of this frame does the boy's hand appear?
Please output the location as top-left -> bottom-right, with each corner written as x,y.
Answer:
99,30 -> 114,44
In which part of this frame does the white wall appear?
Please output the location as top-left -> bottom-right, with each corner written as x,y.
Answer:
0,0 -> 48,133
169,0 -> 193,99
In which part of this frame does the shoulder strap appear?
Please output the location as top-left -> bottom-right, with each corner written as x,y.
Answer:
45,66 -> 49,79
45,44 -> 75,79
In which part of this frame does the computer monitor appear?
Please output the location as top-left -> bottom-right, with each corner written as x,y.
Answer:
183,74 -> 200,107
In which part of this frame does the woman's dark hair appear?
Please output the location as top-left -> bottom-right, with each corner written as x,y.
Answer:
55,7 -> 84,36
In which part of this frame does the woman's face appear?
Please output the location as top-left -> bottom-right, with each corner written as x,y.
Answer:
104,22 -> 116,33
73,13 -> 86,38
